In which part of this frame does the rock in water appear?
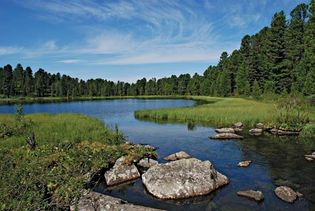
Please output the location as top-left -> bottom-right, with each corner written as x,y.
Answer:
237,190 -> 264,202
105,156 -> 140,186
249,128 -> 263,136
238,160 -> 252,167
274,186 -> 298,203
71,191 -> 163,211
210,133 -> 243,140
164,151 -> 191,161
137,158 -> 158,169
142,158 -> 229,199
215,128 -> 235,133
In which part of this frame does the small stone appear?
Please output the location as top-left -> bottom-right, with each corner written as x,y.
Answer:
237,190 -> 264,202
256,123 -> 264,129
137,158 -> 158,169
249,128 -> 263,136
304,154 -> 315,161
274,186 -> 298,203
215,128 -> 235,133
164,151 -> 191,161
233,122 -> 243,128
104,156 -> 140,186
312,152 -> 315,156
238,160 -> 252,167
210,133 -> 243,140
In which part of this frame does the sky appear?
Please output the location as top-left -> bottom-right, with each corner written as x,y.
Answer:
0,0 -> 309,82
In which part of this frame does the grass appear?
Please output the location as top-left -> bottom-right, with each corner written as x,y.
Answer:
0,113 -> 154,210
135,96 -> 315,129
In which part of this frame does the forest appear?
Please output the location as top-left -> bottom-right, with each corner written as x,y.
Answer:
0,0 -> 314,99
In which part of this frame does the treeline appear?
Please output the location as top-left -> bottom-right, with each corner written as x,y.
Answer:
0,0 -> 314,98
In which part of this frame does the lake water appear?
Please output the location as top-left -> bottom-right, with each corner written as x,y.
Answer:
0,99 -> 314,211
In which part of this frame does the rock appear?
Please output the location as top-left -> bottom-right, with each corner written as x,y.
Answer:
312,152 -> 315,156
304,154 -> 315,161
142,158 -> 229,199
105,156 -> 140,186
296,191 -> 303,198
215,128 -> 235,133
233,122 -> 243,128
137,158 -> 158,169
210,133 -> 243,140
164,151 -> 191,161
256,123 -> 264,129
237,190 -> 264,202
249,128 -> 263,136
238,160 -> 252,167
274,186 -> 298,203
71,191 -> 163,211
270,128 -> 300,136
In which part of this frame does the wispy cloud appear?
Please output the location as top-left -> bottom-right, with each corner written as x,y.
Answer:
0,46 -> 23,56
57,59 -> 80,64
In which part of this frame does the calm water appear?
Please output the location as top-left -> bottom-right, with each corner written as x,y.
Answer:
0,99 -> 314,211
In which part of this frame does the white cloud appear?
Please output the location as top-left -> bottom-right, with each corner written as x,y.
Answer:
57,59 -> 80,64
0,47 -> 23,56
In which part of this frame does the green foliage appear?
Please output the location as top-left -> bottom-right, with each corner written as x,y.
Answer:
300,123 -> 315,138
276,95 -> 310,130
252,80 -> 261,99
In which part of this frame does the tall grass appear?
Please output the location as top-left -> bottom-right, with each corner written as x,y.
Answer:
135,97 -> 278,128
0,113 -> 153,210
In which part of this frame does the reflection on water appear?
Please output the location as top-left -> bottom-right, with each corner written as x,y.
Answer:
0,99 -> 314,210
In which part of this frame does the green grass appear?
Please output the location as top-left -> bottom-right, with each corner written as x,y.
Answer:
135,96 -> 315,128
0,113 -> 153,210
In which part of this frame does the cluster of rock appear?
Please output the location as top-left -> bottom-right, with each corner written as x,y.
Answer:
210,122 -> 244,140
74,149 -> 231,210
304,151 -> 315,161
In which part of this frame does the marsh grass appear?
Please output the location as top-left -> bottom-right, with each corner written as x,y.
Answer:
135,97 -> 279,128
135,96 -> 315,129
0,113 -> 153,210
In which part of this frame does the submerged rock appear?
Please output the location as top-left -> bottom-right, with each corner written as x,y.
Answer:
142,158 -> 229,199
237,190 -> 264,202
105,156 -> 140,186
238,160 -> 252,167
71,191 -> 163,211
137,158 -> 159,169
210,133 -> 243,140
249,128 -> 263,136
274,186 -> 298,203
164,151 -> 191,161
215,128 -> 235,133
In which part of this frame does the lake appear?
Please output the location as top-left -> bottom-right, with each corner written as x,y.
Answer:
0,99 -> 314,211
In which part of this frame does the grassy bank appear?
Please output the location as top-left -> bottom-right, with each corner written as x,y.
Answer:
0,113 -> 153,210
135,96 -> 315,129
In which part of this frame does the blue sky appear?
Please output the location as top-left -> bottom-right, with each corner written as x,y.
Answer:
0,0 -> 308,82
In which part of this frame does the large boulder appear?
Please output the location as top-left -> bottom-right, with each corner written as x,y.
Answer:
256,123 -> 264,129
233,122 -> 243,128
215,128 -> 235,133
105,157 -> 140,186
164,151 -> 191,161
237,190 -> 264,202
142,158 -> 229,199
274,186 -> 298,203
210,133 -> 243,140
71,191 -> 163,211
